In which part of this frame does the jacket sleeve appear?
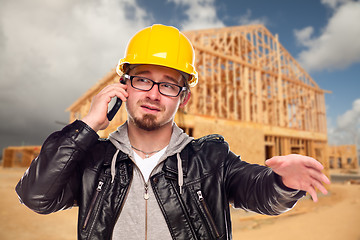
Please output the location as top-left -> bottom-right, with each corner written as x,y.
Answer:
15,120 -> 99,214
224,150 -> 306,215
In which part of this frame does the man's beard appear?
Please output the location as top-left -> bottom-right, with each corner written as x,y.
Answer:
133,114 -> 161,131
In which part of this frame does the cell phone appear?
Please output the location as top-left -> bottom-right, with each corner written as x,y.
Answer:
107,78 -> 126,121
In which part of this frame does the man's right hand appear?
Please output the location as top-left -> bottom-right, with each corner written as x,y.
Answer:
82,82 -> 128,132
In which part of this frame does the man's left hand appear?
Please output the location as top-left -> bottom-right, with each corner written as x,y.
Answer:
265,154 -> 331,202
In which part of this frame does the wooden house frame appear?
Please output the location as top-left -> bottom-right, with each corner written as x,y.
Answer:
67,25 -> 329,167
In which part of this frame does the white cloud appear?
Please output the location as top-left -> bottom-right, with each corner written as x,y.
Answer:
238,9 -> 268,26
321,0 -> 354,9
295,1 -> 360,72
337,99 -> 360,129
167,0 -> 224,30
294,26 -> 314,47
328,98 -> 360,146
0,0 -> 151,150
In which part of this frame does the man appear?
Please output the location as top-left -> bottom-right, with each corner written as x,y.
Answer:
16,24 -> 330,240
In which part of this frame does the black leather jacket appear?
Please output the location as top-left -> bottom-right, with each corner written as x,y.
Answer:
16,120 -> 305,239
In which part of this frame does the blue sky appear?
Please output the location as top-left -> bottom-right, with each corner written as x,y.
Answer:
0,0 -> 359,153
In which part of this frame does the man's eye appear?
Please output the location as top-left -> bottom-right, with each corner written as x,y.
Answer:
162,83 -> 176,90
136,77 -> 150,83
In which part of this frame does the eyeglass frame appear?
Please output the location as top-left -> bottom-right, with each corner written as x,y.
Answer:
123,74 -> 187,97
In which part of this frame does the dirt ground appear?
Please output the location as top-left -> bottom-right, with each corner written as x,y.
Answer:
1,167 -> 360,240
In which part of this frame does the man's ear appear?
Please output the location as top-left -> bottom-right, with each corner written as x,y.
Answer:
180,92 -> 191,108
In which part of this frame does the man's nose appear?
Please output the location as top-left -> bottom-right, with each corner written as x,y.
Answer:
146,84 -> 161,100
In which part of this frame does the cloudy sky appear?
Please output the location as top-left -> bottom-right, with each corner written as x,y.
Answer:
1,0 -> 359,155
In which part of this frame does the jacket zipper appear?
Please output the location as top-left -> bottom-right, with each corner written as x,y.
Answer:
196,190 -> 221,238
83,180 -> 104,230
144,182 -> 149,240
144,183 -> 149,200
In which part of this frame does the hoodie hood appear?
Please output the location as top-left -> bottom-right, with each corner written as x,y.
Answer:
108,121 -> 193,192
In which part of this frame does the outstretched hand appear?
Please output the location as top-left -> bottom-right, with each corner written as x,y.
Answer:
265,154 -> 331,202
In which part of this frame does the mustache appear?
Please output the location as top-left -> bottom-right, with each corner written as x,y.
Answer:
137,99 -> 165,111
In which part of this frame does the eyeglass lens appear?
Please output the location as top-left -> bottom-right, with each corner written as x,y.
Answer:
130,76 -> 183,97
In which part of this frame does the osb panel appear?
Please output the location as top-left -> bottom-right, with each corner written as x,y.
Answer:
328,145 -> 359,169
192,118 -> 265,165
2,146 -> 41,168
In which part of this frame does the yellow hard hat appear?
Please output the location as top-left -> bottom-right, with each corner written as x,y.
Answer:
117,24 -> 198,87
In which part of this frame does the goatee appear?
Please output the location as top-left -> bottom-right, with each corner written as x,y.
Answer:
133,114 -> 161,131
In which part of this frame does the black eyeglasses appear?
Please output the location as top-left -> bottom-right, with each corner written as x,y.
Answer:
124,74 -> 187,97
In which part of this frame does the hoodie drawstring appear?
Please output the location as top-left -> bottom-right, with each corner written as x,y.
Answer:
177,153 -> 183,194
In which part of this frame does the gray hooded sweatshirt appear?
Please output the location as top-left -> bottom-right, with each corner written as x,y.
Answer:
108,122 -> 193,240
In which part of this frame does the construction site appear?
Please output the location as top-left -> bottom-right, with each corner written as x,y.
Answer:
1,25 -> 359,239
5,25 -> 358,170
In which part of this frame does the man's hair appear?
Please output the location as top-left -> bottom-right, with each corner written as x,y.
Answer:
179,72 -> 191,103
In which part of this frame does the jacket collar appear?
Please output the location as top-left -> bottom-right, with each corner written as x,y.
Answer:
162,147 -> 189,178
